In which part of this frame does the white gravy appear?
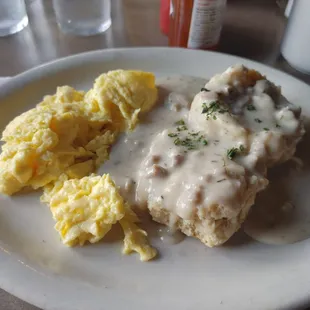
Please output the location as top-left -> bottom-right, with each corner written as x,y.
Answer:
99,75 -> 206,206
100,67 -> 307,246
157,226 -> 186,245
99,75 -> 205,243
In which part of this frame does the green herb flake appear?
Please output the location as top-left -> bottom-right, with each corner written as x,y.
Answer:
175,119 -> 185,126
174,138 -> 182,145
202,101 -> 228,120
217,179 -> 226,183
227,144 -> 245,160
255,118 -> 262,123
173,132 -> 208,151
227,147 -> 239,160
189,132 -> 199,136
247,104 -> 256,111
168,133 -> 178,138
276,124 -> 281,128
263,127 -> 269,131
201,87 -> 210,92
177,125 -> 188,131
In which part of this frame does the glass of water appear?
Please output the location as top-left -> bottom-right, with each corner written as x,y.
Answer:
0,0 -> 28,37
52,0 -> 111,36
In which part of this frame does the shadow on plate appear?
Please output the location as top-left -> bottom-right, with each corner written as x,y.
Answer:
243,118 -> 310,244
222,229 -> 254,248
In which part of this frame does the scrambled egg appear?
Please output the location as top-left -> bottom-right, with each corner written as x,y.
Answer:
0,70 -> 157,195
120,218 -> 157,262
41,174 -> 157,261
0,70 -> 158,261
41,174 -> 124,246
86,70 -> 158,131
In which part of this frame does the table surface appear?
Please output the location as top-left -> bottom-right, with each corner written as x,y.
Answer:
0,0 -> 309,309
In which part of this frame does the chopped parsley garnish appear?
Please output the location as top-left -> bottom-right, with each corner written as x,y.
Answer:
168,121 -> 208,151
174,137 -> 182,145
263,127 -> 269,131
255,118 -> 262,123
175,119 -> 185,126
227,145 -> 245,160
189,132 -> 199,136
276,124 -> 281,128
217,179 -> 226,183
227,148 -> 239,160
247,104 -> 256,111
173,136 -> 205,150
201,87 -> 210,92
202,100 -> 229,120
177,125 -> 187,131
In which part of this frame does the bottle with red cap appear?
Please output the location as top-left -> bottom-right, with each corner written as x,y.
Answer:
167,0 -> 227,50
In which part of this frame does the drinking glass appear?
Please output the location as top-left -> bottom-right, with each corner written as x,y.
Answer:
0,0 -> 28,37
281,0 -> 310,74
52,0 -> 111,36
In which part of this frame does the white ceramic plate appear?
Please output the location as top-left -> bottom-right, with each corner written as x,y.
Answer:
1,48 -> 310,310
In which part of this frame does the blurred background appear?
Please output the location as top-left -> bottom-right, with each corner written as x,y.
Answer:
0,0 -> 309,85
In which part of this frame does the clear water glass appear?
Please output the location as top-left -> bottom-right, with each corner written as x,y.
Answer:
0,0 -> 28,37
52,0 -> 111,36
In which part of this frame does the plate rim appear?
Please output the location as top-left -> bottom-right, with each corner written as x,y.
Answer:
1,47 -> 310,98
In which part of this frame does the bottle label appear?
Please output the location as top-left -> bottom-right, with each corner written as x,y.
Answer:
187,0 -> 226,49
